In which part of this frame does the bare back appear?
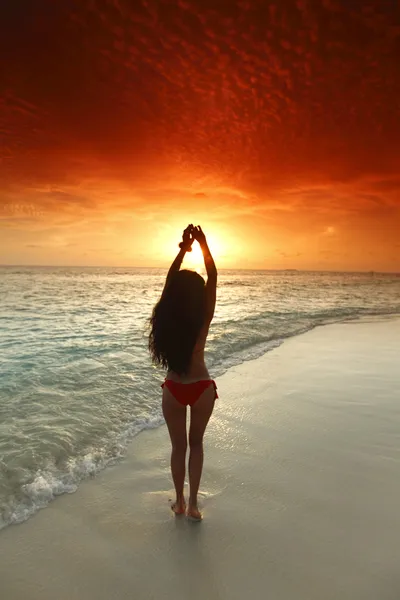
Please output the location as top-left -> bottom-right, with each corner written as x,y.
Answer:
167,321 -> 211,382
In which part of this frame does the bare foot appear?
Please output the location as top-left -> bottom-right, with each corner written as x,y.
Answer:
187,505 -> 203,522
171,499 -> 186,515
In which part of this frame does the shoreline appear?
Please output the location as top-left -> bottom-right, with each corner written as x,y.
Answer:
1,312 -> 399,532
1,317 -> 400,599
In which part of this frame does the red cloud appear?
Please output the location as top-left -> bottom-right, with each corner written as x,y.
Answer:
1,0 -> 399,217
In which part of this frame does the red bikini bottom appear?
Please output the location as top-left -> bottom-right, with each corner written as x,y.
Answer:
161,379 -> 218,407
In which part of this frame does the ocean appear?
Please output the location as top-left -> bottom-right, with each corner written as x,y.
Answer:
1,266 -> 399,529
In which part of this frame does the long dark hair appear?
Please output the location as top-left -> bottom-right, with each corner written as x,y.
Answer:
149,270 -> 207,375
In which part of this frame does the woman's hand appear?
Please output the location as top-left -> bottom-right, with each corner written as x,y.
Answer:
192,225 -> 206,245
179,224 -> 194,251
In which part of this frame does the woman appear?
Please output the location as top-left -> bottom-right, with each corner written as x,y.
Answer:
149,224 -> 217,521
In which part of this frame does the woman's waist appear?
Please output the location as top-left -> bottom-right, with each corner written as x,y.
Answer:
167,365 -> 210,384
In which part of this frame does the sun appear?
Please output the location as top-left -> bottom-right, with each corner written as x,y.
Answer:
157,222 -> 235,270
185,233 -> 226,271
185,241 -> 205,269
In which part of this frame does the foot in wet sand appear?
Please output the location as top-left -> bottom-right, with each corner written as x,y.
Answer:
187,505 -> 203,521
170,498 -> 186,515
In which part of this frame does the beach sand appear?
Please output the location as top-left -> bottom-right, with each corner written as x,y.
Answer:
1,318 -> 399,600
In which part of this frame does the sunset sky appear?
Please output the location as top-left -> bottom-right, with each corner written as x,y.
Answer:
1,0 -> 399,271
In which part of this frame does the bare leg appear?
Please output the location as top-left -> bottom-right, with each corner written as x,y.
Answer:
162,389 -> 187,514
188,385 -> 215,520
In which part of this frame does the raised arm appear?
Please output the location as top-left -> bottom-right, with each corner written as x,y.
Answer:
194,226 -> 217,322
162,225 -> 194,294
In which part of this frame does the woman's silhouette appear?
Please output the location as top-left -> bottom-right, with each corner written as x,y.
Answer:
149,224 -> 217,521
